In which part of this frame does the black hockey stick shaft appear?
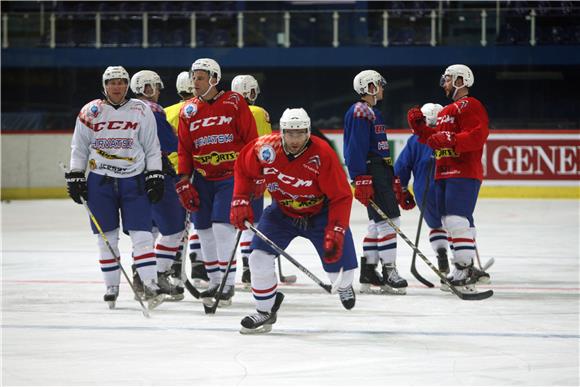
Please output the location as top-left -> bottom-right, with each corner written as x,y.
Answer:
246,221 -> 332,293
204,229 -> 243,314
59,163 -> 151,317
178,211 -> 201,299
369,200 -> 493,300
410,156 -> 435,288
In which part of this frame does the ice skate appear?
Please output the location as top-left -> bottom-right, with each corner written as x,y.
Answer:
143,280 -> 166,310
190,252 -> 209,287
447,263 -> 477,294
240,292 -> 285,335
359,257 -> 385,294
241,256 -> 251,289
158,270 -> 184,301
437,248 -> 450,275
472,266 -> 491,285
217,285 -> 235,307
338,285 -> 356,310
380,264 -> 408,295
103,285 -> 119,309
132,265 -> 144,301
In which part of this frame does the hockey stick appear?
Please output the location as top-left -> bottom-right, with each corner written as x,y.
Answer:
203,229 -> 243,314
245,221 -> 338,294
368,200 -> 493,301
179,216 -> 201,299
475,246 -> 495,271
277,255 -> 297,284
409,156 -> 435,288
59,163 -> 151,317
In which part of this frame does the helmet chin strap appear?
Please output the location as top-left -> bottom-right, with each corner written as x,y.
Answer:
103,89 -> 128,108
199,77 -> 218,100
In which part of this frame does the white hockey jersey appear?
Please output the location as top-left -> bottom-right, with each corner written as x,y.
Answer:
70,98 -> 162,177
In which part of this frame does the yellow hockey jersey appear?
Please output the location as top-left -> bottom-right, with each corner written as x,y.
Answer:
249,105 -> 272,137
164,101 -> 184,135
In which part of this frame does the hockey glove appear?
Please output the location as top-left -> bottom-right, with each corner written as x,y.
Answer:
407,106 -> 429,136
323,223 -> 346,264
252,177 -> 267,199
427,131 -> 456,150
230,196 -> 254,230
145,170 -> 165,203
175,179 -> 199,212
353,175 -> 374,206
64,171 -> 88,204
392,176 -> 416,210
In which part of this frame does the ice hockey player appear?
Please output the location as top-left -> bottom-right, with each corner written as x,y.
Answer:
343,70 -> 407,295
130,70 -> 187,301
231,74 -> 272,288
65,66 -> 165,309
406,64 -> 489,293
230,108 -> 358,334
175,58 -> 258,307
163,71 -> 209,289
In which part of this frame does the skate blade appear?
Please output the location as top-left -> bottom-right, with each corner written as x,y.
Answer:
106,301 -> 116,309
379,285 -> 407,295
241,282 -> 252,290
217,298 -> 233,308
477,277 -> 491,285
240,324 -> 273,335
147,294 -> 166,310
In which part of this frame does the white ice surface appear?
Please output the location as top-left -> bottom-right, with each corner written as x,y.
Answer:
2,198 -> 579,386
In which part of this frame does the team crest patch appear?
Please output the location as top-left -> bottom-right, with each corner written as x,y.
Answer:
258,144 -> 276,164
183,103 -> 197,119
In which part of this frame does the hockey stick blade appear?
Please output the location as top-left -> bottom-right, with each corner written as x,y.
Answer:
184,279 -> 201,299
482,257 -> 495,271
458,289 -> 494,301
411,264 -> 435,288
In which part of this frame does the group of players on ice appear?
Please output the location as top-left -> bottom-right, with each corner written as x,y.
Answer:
65,57 -> 492,334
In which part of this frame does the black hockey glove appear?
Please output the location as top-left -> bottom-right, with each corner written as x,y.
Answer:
64,171 -> 88,204
145,170 -> 164,203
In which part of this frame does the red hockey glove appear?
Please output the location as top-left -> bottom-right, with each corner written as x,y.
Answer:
407,106 -> 429,136
392,176 -> 416,210
323,223 -> 346,264
175,179 -> 199,212
427,131 -> 456,150
252,177 -> 267,199
353,175 -> 374,206
230,196 -> 254,230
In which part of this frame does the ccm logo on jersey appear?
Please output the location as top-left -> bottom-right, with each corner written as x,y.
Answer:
263,167 -> 313,188
190,116 -> 233,131
91,121 -> 139,131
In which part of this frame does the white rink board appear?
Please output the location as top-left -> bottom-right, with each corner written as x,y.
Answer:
2,198 -> 579,386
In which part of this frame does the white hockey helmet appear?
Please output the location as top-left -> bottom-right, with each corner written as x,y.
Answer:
190,58 -> 221,85
421,103 -> 444,127
102,66 -> 129,90
130,70 -> 164,98
280,108 -> 311,154
176,71 -> 194,95
231,75 -> 260,103
353,70 -> 386,96
440,64 -> 474,88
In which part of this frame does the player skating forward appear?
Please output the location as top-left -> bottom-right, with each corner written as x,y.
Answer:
65,66 -> 165,309
176,58 -> 258,307
130,70 -> 187,301
343,70 -> 407,295
164,71 -> 208,287
406,64 -> 489,293
231,74 -> 272,287
231,108 -> 358,334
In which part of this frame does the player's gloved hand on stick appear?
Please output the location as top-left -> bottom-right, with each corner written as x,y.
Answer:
145,170 -> 164,203
407,106 -> 429,136
64,171 -> 88,204
230,196 -> 254,230
392,176 -> 416,210
427,131 -> 456,150
175,178 -> 199,212
323,223 -> 346,264
252,177 -> 267,199
353,175 -> 374,206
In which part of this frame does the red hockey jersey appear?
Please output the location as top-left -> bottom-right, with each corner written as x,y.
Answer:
421,96 -> 489,181
234,134 -> 353,228
177,91 -> 258,180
